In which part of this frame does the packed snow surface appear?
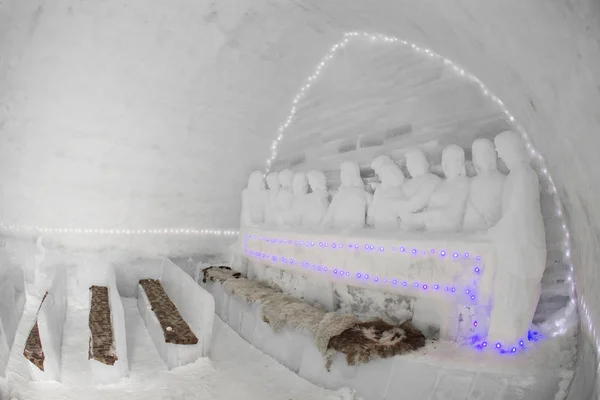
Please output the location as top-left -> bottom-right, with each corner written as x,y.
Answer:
6,296 -> 359,400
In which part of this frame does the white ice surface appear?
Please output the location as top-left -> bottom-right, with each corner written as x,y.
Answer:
6,297 -> 359,400
0,264 -> 25,378
29,266 -> 68,381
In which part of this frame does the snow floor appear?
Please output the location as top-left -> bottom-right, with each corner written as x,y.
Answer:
5,296 -> 358,400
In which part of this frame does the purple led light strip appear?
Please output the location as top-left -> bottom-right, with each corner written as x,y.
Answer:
243,234 -> 485,301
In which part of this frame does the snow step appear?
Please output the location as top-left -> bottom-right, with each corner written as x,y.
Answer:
138,279 -> 198,345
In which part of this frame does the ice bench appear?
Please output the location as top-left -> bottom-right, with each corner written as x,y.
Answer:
22,267 -> 67,381
138,279 -> 201,369
135,258 -> 214,369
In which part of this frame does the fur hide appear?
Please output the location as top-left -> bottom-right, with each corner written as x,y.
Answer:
202,266 -> 427,370
222,278 -> 281,302
326,318 -> 426,368
261,293 -> 326,333
202,266 -> 241,283
314,313 -> 361,368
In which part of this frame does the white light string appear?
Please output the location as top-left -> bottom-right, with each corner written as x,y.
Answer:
0,224 -> 239,236
265,31 -> 583,342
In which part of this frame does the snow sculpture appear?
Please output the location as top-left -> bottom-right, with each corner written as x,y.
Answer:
240,171 -> 266,227
370,164 -> 406,230
275,169 -> 294,226
371,154 -> 395,177
486,131 -> 547,344
367,155 -> 396,222
463,139 -> 506,231
303,170 -> 330,228
264,172 -> 281,226
401,145 -> 469,232
395,149 -> 442,230
288,172 -> 309,227
322,162 -> 369,230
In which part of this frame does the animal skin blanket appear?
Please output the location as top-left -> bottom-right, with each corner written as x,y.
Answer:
202,266 -> 426,369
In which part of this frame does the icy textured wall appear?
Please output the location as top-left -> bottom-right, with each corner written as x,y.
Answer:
0,0 -> 599,397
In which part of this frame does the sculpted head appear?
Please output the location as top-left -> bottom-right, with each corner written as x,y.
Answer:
472,138 -> 498,174
292,172 -> 309,195
307,170 -> 327,191
278,169 -> 294,189
379,164 -> 406,187
441,144 -> 466,179
494,131 -> 527,171
371,155 -> 394,177
340,161 -> 364,188
247,171 -> 265,191
405,149 -> 430,178
266,172 -> 281,190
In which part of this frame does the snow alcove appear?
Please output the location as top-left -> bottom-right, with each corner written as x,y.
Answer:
0,1 -> 599,400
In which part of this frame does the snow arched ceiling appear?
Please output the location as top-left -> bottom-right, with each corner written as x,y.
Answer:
0,0 -> 599,397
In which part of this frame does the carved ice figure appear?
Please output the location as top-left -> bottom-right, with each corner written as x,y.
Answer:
401,145 -> 469,232
395,149 -> 442,230
303,170 -> 330,228
264,172 -> 281,226
322,162 -> 369,230
370,164 -> 406,230
275,169 -> 294,226
240,171 -> 266,227
367,155 -> 395,222
463,139 -> 506,231
487,131 -> 546,344
287,172 -> 309,227
371,154 -> 394,176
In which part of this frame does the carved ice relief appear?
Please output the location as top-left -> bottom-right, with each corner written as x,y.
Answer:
463,139 -> 506,231
240,171 -> 267,227
303,170 -> 330,228
322,162 -> 370,230
264,172 -> 281,226
287,172 -> 309,227
370,163 -> 406,230
486,131 -> 547,343
401,145 -> 469,233
275,169 -> 294,226
395,149 -> 442,231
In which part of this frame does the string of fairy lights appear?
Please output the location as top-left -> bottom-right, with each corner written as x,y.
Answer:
0,32 -> 585,346
0,224 -> 239,236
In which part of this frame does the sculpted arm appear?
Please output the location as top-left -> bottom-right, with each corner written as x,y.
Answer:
396,184 -> 435,214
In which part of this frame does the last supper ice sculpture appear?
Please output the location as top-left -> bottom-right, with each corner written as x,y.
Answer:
240,131 -> 548,347
322,161 -> 369,230
486,131 -> 547,343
